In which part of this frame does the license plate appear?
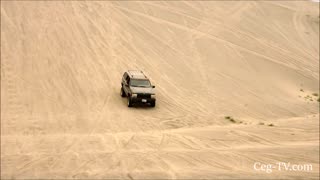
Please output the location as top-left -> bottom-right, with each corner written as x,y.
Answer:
142,99 -> 147,103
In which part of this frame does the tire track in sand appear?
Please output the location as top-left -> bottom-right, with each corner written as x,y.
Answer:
113,4 -> 307,74
1,59 -> 25,135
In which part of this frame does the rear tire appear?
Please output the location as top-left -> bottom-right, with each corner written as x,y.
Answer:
120,87 -> 126,97
127,97 -> 133,107
150,101 -> 156,107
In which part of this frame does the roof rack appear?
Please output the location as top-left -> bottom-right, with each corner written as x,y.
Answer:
127,70 -> 147,79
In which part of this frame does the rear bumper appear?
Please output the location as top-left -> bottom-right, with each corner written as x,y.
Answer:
131,97 -> 156,103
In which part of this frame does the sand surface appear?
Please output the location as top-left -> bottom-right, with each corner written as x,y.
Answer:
1,1 -> 319,179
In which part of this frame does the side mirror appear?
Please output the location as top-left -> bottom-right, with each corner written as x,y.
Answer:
152,85 -> 155,88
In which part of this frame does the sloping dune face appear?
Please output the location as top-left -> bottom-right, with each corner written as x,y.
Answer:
1,1 -> 319,179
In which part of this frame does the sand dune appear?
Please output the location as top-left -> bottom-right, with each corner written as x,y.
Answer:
1,1 -> 319,179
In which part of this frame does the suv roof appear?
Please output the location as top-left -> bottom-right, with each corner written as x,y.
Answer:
127,70 -> 148,79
